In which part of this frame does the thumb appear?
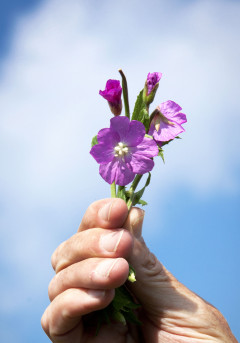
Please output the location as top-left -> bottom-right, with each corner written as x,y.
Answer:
123,208 -> 181,319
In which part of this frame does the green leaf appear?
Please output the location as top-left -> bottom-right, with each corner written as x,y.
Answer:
138,199 -> 148,206
122,310 -> 142,325
93,285 -> 141,332
117,186 -> 127,202
160,136 -> 182,147
113,287 -> 140,312
158,148 -> 165,163
91,135 -> 98,147
131,89 -> 144,121
140,108 -> 150,131
131,90 -> 150,131
113,311 -> 126,325
132,173 -> 151,207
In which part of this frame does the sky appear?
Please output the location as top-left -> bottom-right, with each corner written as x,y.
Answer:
0,0 -> 240,342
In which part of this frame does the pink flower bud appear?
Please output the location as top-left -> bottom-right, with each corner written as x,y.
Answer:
99,79 -> 122,116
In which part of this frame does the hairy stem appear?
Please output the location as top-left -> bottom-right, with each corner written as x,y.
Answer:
127,174 -> 143,210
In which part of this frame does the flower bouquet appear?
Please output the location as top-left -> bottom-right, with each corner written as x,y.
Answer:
89,70 -> 187,329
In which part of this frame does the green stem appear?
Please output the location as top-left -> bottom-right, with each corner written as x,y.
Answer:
118,69 -> 130,119
127,174 -> 143,210
117,185 -> 124,197
111,181 -> 116,198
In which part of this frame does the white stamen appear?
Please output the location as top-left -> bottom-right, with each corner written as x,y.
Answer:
114,142 -> 129,158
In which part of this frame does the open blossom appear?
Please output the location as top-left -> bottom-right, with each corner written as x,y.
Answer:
99,79 -> 122,116
149,100 -> 187,144
90,116 -> 158,186
146,72 -> 162,95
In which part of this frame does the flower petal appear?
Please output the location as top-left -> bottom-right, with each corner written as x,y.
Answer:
153,120 -> 185,142
115,159 -> 135,186
99,158 -> 135,186
99,80 -> 122,103
106,79 -> 121,91
130,137 -> 159,158
158,100 -> 187,125
130,154 -> 154,174
158,100 -> 181,117
90,144 -> 114,164
99,159 -> 118,184
97,128 -> 120,146
124,120 -> 145,147
173,112 -> 187,125
110,116 -> 130,142
147,72 -> 162,94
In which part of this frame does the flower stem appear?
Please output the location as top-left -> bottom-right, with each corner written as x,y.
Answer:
127,174 -> 142,210
118,69 -> 130,119
111,181 -> 116,198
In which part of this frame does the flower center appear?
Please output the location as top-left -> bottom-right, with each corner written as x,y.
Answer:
114,142 -> 129,157
153,112 -> 175,132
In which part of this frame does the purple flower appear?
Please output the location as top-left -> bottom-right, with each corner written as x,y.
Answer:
90,116 -> 159,186
149,100 -> 187,144
146,72 -> 162,95
99,79 -> 122,116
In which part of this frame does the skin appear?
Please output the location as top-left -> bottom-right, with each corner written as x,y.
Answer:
41,198 -> 237,343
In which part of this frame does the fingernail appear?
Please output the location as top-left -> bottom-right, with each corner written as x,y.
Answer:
87,289 -> 106,299
91,259 -> 120,279
124,208 -> 145,238
98,201 -> 114,221
100,230 -> 124,253
130,209 -> 145,238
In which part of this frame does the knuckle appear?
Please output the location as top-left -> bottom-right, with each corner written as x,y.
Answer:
51,241 -> 65,272
52,238 -> 72,273
48,278 -> 55,301
48,267 -> 69,301
139,240 -> 164,278
51,250 -> 57,271
143,251 -> 162,276
41,311 -> 49,335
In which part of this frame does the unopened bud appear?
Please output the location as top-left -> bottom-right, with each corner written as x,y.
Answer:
143,72 -> 162,106
108,99 -> 122,116
99,79 -> 122,116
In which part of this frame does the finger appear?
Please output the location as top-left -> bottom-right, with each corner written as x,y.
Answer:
51,228 -> 133,273
78,198 -> 128,232
41,287 -> 114,341
49,257 -> 129,301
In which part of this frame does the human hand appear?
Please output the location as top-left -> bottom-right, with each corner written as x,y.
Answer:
41,198 -> 237,342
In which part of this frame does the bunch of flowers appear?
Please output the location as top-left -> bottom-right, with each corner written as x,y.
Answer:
90,70 -> 187,328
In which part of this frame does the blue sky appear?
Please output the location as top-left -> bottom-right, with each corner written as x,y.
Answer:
0,0 -> 239,342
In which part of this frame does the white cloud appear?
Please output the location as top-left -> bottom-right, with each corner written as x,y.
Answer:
0,0 -> 240,314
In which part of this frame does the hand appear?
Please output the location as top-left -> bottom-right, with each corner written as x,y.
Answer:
41,198 -> 237,342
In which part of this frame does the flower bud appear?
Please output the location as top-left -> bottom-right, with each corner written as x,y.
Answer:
108,99 -> 122,116
99,79 -> 122,116
143,72 -> 162,106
